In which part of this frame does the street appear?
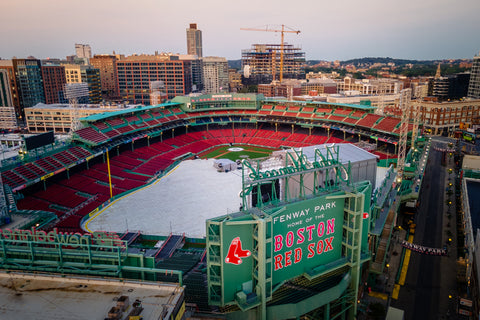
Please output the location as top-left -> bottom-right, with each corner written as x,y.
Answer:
391,140 -> 460,319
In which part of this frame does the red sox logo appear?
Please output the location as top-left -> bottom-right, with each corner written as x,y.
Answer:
225,237 -> 251,265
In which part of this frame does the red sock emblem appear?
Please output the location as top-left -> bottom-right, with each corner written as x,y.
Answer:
225,237 -> 251,265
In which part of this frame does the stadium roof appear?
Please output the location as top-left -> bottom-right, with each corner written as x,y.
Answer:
80,102 -> 182,122
299,143 -> 378,164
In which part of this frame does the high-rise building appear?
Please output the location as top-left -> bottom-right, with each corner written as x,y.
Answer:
0,69 -> 17,129
0,70 -> 13,108
301,78 -> 337,95
228,69 -> 242,92
468,51 -> 480,99
116,54 -> 192,104
0,60 -> 21,120
41,64 -> 67,104
202,57 -> 229,94
62,64 -> 101,103
12,58 -> 45,120
432,73 -> 470,101
177,54 -> 203,92
64,64 -> 83,84
75,43 -> 92,59
81,67 -> 102,104
241,44 -> 305,85
90,54 -> 119,99
186,23 -> 203,57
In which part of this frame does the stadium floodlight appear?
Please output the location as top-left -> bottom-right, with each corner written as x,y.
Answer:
150,81 -> 166,106
64,83 -> 89,133
64,83 -> 89,100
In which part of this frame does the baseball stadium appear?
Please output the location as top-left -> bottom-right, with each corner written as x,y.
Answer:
0,93 -> 428,319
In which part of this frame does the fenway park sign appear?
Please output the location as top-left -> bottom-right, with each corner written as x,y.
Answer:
270,196 -> 344,284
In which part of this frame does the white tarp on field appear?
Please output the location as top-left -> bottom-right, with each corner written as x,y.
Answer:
83,159 -> 243,238
84,158 -> 390,239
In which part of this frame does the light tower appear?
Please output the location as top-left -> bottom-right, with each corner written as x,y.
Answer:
64,83 -> 89,133
396,88 -> 412,182
410,98 -> 422,148
375,80 -> 387,116
0,176 -> 9,225
150,81 -> 166,106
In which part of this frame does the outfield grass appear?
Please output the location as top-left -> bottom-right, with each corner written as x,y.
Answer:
202,145 -> 276,161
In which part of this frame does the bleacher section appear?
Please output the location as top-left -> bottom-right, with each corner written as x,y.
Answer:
356,114 -> 382,128
68,100 -> 408,151
75,127 -> 109,144
374,117 -> 401,133
1,146 -> 93,191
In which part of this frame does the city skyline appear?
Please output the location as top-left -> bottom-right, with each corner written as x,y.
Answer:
1,0 -> 480,61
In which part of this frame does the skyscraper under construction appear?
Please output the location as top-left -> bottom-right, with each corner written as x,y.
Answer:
241,43 -> 305,85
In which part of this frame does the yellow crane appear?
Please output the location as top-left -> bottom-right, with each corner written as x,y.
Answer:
240,25 -> 301,82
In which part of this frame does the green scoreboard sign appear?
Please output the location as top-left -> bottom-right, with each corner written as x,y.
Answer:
271,195 -> 344,284
217,194 -> 346,303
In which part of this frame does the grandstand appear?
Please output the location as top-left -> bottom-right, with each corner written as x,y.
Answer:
0,93 -> 409,233
0,93 -> 412,319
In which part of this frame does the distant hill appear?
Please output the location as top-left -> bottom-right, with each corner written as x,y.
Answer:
232,57 -> 470,71
228,60 -> 242,70
340,57 -> 436,66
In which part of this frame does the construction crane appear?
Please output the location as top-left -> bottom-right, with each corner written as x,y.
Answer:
240,25 -> 300,82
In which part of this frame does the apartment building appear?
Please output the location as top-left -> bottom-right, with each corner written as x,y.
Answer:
415,98 -> 480,135
90,54 -> 120,98
0,69 -> 17,129
202,57 -> 228,94
116,54 -> 192,104
25,103 -> 125,133
301,79 -> 337,95
12,58 -> 45,120
186,23 -> 202,58
337,77 -> 403,95
75,43 -> 92,59
468,52 -> 480,99
41,65 -> 67,104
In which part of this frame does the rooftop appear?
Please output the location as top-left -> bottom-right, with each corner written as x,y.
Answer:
299,143 -> 379,164
0,272 -> 184,320
463,155 -> 480,171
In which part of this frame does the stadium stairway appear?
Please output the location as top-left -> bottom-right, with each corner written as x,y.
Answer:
155,234 -> 185,261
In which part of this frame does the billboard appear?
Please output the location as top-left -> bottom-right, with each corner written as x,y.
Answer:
271,194 -> 344,285
24,131 -> 54,151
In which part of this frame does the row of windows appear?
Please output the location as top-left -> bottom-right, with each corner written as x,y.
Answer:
424,114 -> 473,120
117,63 -> 185,67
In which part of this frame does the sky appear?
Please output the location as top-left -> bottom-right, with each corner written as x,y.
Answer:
1,0 -> 479,61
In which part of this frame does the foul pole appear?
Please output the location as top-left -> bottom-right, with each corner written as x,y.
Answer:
106,149 -> 113,198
